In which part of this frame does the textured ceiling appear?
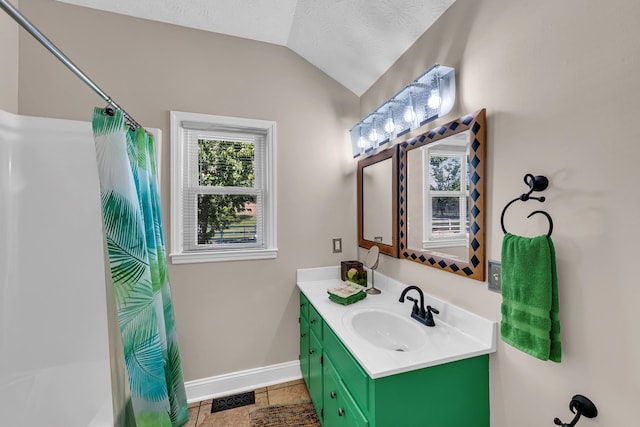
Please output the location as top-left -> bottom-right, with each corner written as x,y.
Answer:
56,0 -> 456,95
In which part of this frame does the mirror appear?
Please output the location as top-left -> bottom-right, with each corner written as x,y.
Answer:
357,146 -> 399,257
399,109 -> 486,281
364,245 -> 380,269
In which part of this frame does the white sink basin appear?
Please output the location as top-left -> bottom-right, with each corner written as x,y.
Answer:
343,308 -> 426,352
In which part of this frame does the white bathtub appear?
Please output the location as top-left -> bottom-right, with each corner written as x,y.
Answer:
0,110 -> 114,426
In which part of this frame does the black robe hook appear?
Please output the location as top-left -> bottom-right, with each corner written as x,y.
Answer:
554,395 -> 598,427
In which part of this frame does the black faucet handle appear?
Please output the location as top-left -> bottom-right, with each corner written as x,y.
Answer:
425,305 -> 439,327
406,296 -> 420,315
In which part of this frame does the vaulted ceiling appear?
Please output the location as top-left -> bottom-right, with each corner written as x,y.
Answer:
57,0 -> 455,95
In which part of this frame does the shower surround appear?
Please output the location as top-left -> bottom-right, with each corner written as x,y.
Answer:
0,109 -> 119,426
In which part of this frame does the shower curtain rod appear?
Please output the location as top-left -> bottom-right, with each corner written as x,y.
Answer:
0,0 -> 142,129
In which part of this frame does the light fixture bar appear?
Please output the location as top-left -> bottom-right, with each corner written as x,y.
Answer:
350,64 -> 455,157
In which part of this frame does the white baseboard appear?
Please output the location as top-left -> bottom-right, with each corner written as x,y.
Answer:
184,360 -> 302,403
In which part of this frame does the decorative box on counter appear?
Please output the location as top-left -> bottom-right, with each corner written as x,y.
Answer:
340,260 -> 367,287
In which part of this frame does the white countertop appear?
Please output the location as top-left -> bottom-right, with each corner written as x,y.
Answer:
297,266 -> 496,379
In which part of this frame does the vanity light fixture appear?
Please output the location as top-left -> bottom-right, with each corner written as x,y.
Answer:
349,64 -> 455,157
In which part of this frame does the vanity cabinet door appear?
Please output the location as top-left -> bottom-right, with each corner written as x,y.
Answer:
299,294 -> 324,422
309,330 -> 324,420
299,293 -> 310,388
324,356 -> 369,427
299,316 -> 310,387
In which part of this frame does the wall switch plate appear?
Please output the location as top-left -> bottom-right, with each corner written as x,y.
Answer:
488,260 -> 501,293
332,238 -> 342,253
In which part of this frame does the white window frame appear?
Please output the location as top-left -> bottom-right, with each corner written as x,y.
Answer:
422,146 -> 468,249
170,111 -> 277,263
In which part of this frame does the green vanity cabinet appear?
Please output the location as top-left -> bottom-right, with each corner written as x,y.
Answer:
298,291 -> 490,427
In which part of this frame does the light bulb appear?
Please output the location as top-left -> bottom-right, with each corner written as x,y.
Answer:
384,117 -> 395,133
368,118 -> 378,143
404,91 -> 416,123
356,125 -> 366,149
404,105 -> 416,123
428,91 -> 442,109
384,107 -> 395,133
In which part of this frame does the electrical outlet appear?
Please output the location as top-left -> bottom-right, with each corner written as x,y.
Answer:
332,238 -> 342,253
488,260 -> 501,293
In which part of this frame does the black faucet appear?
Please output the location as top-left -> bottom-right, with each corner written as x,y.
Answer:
399,286 -> 439,327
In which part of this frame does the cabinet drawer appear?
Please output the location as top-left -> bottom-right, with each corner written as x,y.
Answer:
335,372 -> 368,427
324,326 -> 369,411
308,303 -> 323,340
324,356 -> 368,427
299,292 -> 309,321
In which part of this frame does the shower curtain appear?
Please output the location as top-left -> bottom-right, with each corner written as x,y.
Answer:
92,108 -> 188,427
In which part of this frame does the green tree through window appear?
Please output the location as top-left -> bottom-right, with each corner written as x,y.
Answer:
197,140 -> 255,244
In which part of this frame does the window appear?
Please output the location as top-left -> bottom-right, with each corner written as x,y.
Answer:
170,111 -> 277,263
422,144 -> 468,248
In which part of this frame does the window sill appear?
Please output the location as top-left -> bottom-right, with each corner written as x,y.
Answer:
170,248 -> 278,264
421,239 -> 467,249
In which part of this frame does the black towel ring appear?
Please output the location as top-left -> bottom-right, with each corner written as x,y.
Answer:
500,174 -> 553,237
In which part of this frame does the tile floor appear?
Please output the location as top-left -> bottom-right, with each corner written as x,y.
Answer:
185,379 -> 318,426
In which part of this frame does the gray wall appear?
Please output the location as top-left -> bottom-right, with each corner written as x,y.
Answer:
360,0 -> 640,426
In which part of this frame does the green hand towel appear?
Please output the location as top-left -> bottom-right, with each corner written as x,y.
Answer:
328,291 -> 366,305
500,233 -> 561,362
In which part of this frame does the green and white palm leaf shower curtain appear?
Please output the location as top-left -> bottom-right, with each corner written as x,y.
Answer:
92,108 -> 188,427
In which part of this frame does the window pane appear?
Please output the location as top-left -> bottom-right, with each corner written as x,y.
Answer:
198,139 -> 255,187
429,155 -> 461,191
197,194 -> 257,245
431,196 -> 461,234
